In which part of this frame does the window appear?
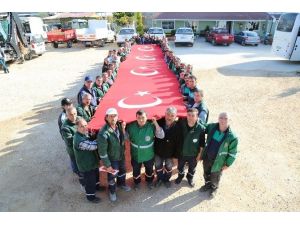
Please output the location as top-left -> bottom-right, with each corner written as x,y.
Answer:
162,21 -> 174,30
248,21 -> 259,31
176,28 -> 193,34
277,13 -> 297,32
119,29 -> 134,35
148,28 -> 163,34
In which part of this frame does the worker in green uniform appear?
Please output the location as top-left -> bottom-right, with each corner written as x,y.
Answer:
199,112 -> 238,199
175,108 -> 206,187
73,118 -> 101,203
97,108 -> 131,202
92,76 -> 108,104
126,109 -> 165,190
61,107 -> 81,177
76,93 -> 96,123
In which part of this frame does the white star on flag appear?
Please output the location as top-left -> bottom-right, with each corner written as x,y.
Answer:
135,91 -> 150,96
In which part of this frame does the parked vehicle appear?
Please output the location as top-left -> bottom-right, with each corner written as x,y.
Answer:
272,13 -> 300,61
205,28 -> 234,46
174,27 -> 194,47
0,12 -> 29,63
147,27 -> 165,39
24,33 -> 46,60
234,31 -> 260,46
76,20 -> 115,47
47,25 -> 76,48
116,27 -> 137,47
20,16 -> 48,42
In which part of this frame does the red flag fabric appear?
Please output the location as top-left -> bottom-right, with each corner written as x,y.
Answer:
88,44 -> 187,132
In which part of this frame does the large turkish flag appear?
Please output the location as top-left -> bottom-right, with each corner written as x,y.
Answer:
88,44 -> 187,132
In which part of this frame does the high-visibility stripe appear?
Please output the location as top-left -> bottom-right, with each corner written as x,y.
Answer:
187,172 -> 194,177
178,171 -> 185,175
118,173 -> 126,178
100,154 -> 108,158
156,168 -> 163,172
133,175 -> 141,179
164,168 -> 172,173
130,142 -> 154,149
145,173 -> 154,178
228,153 -> 236,158
86,193 -> 95,196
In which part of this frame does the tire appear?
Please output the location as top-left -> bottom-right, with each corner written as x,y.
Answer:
190,43 -> 194,47
175,43 -> 178,47
241,40 -> 245,46
38,54 -> 42,56
255,44 -> 258,46
24,52 -> 32,60
100,40 -> 105,47
53,42 -> 58,48
212,39 -> 216,46
67,40 -> 72,48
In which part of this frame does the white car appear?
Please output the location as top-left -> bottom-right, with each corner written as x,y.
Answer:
175,27 -> 194,47
147,27 -> 165,39
24,34 -> 46,60
116,28 -> 137,47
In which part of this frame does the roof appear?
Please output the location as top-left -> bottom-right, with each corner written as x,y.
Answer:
154,12 -> 273,20
43,12 -> 100,20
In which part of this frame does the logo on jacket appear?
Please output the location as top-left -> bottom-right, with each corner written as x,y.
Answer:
145,136 -> 151,142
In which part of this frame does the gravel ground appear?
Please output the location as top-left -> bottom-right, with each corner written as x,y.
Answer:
0,40 -> 299,211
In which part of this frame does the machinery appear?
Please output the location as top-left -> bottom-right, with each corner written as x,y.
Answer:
0,12 -> 29,63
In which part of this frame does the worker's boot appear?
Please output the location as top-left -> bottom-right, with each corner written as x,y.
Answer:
175,173 -> 184,184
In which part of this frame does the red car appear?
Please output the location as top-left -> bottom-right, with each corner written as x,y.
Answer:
205,28 -> 234,46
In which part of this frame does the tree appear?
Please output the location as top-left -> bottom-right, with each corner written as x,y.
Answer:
136,12 -> 144,35
113,12 -> 135,27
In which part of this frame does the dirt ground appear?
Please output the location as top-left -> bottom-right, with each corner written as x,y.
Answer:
0,41 -> 300,211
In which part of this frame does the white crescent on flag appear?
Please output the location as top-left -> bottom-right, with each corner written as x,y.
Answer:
130,66 -> 159,76
135,56 -> 156,61
138,47 -> 154,51
117,91 -> 162,109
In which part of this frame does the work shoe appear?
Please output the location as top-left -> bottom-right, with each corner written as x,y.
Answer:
164,181 -> 171,188
199,183 -> 211,192
187,178 -> 195,188
96,184 -> 106,192
119,184 -> 131,192
133,183 -> 140,191
175,174 -> 184,185
87,196 -> 101,204
109,192 -> 117,202
209,189 -> 217,199
155,179 -> 163,188
147,182 -> 154,190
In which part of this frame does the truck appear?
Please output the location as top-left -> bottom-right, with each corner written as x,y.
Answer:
0,12 -> 29,63
20,16 -> 48,41
76,20 -> 115,47
46,19 -> 88,48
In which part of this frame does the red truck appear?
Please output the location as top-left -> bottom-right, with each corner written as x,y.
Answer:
205,28 -> 234,46
47,29 -> 76,48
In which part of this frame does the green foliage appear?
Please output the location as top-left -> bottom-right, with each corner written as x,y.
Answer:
136,12 -> 144,35
113,12 -> 135,26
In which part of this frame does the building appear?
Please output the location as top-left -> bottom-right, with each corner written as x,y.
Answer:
149,12 -> 277,37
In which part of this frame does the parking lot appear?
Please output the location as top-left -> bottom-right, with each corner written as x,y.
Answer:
0,40 -> 300,211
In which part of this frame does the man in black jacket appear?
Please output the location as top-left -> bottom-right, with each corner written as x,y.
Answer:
154,107 -> 181,188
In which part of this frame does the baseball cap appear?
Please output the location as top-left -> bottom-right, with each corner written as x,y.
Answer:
84,75 -> 93,82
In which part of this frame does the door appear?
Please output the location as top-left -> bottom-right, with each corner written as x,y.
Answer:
290,27 -> 300,61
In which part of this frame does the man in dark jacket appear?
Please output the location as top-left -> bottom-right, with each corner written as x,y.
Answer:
77,75 -> 97,107
154,107 -> 181,188
175,108 -> 206,187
